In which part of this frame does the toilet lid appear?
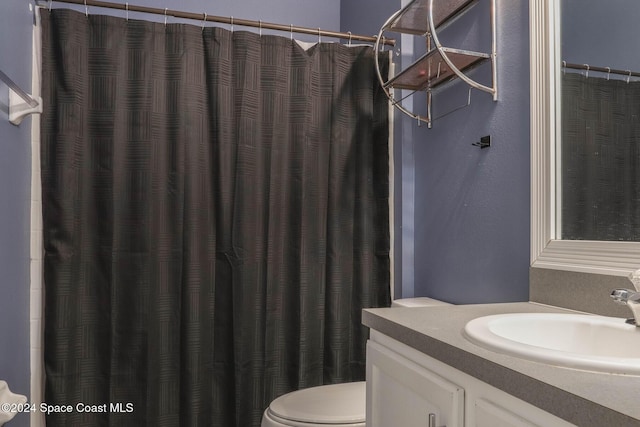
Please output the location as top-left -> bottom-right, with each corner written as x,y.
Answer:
268,381 -> 366,424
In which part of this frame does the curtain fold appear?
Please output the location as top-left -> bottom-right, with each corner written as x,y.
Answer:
40,9 -> 390,427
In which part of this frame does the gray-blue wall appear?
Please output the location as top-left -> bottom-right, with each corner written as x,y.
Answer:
0,1 -> 33,426
562,0 -> 640,75
413,0 -> 530,303
53,0 -> 341,43
344,0 -> 531,303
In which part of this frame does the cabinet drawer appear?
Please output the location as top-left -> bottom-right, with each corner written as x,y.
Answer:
367,340 -> 464,427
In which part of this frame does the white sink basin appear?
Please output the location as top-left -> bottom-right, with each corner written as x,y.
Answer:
463,313 -> 640,374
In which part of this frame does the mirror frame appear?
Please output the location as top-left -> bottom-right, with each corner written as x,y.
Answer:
529,0 -> 640,276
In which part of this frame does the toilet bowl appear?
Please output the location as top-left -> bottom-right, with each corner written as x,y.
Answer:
261,297 -> 450,427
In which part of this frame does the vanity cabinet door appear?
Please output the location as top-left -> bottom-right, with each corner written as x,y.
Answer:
468,395 -> 576,427
472,398 -> 539,427
366,340 -> 464,427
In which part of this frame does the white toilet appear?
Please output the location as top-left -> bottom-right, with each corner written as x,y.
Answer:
261,297 -> 451,427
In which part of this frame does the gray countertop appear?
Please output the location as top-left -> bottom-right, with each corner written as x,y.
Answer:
362,302 -> 640,427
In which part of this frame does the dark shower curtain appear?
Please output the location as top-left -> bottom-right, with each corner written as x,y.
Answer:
562,72 -> 640,241
40,9 -> 390,427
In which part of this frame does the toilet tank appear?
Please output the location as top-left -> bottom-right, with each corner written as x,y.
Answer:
391,297 -> 451,308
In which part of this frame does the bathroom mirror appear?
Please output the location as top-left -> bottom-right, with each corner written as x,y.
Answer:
559,0 -> 640,242
530,0 -> 640,276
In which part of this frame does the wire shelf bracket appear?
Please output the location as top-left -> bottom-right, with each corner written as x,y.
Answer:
9,89 -> 43,126
0,70 -> 42,126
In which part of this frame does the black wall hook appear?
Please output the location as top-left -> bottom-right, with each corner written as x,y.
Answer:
472,135 -> 491,149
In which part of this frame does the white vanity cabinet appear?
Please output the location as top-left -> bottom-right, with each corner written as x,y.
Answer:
366,331 -> 575,427
367,339 -> 464,427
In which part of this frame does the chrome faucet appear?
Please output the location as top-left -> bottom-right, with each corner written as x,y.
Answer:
611,288 -> 640,326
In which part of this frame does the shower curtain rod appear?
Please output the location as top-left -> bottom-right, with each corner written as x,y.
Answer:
563,61 -> 640,79
40,0 -> 395,46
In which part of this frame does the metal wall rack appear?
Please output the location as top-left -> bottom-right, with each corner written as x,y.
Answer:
375,0 -> 497,128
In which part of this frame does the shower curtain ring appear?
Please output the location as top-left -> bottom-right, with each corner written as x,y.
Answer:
347,31 -> 352,46
125,2 -> 129,21
202,13 -> 207,31
164,8 -> 168,26
583,64 -> 589,79
562,60 -> 566,75
48,0 -> 52,11
628,70 -> 632,84
606,67 -> 611,80
259,20 -> 262,37
230,16 -> 234,32
318,28 -> 321,43
84,0 -> 88,17
290,24 -> 293,40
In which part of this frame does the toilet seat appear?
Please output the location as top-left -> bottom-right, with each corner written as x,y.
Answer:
261,382 -> 366,427
262,298 -> 450,426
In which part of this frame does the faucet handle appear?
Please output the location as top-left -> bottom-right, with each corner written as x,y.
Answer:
612,288 -> 640,302
611,289 -> 640,326
611,288 -> 631,304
